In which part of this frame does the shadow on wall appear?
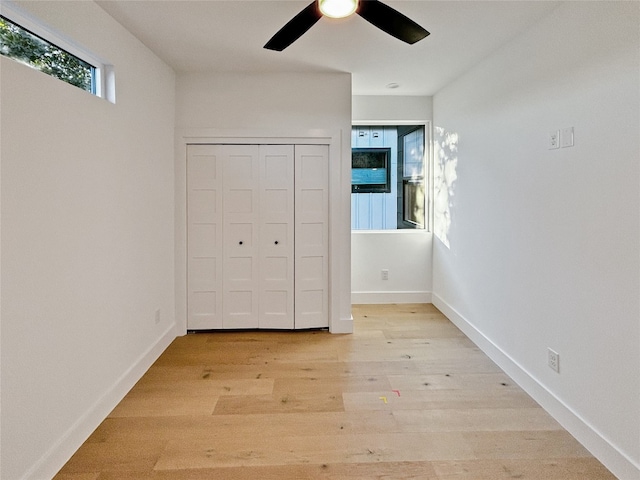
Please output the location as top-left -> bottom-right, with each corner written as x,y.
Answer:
433,126 -> 459,249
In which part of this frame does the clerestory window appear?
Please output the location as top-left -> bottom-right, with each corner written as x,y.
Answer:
1,15 -> 94,92
0,4 -> 114,102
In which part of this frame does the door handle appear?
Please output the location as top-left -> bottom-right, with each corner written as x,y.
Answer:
239,241 -> 243,245
274,241 -> 279,245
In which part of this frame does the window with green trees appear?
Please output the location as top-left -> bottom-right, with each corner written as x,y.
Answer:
0,15 -> 95,93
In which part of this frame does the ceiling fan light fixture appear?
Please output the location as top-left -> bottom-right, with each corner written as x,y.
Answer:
318,0 -> 358,18
264,0 -> 429,51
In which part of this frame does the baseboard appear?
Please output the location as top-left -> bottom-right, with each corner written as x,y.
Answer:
330,315 -> 354,334
432,293 -> 640,480
351,291 -> 432,304
24,324 -> 177,480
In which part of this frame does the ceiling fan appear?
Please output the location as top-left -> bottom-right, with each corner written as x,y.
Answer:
264,0 -> 430,51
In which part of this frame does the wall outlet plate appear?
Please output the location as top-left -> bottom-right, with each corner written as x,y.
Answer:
548,130 -> 560,149
548,348 -> 560,373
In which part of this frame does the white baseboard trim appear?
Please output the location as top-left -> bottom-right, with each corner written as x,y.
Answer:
432,293 -> 640,480
330,315 -> 354,334
25,324 -> 177,480
351,291 -> 432,304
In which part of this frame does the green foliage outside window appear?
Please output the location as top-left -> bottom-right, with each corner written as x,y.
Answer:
0,15 -> 94,92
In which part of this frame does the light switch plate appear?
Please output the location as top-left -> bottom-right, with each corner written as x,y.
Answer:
561,127 -> 574,148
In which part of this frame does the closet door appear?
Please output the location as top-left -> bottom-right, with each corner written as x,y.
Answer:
187,145 -> 223,329
188,143 -> 328,331
295,145 -> 329,329
259,145 -> 295,329
222,145 -> 260,329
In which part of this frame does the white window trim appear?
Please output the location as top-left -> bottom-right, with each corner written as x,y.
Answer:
0,0 -> 115,103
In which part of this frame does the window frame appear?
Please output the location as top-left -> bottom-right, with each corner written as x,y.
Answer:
351,121 -> 432,233
0,1 -> 115,103
351,147 -> 392,194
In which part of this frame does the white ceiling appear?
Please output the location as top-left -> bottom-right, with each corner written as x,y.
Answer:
97,0 -> 560,96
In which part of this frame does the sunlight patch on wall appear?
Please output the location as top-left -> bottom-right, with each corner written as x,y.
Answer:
433,126 -> 459,249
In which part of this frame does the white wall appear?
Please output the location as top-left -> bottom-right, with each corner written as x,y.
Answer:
432,2 -> 639,478
353,95 -> 433,123
352,231 -> 432,304
0,2 -> 176,479
175,72 -> 353,333
351,95 -> 433,304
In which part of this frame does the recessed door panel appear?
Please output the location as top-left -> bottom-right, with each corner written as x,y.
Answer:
263,222 -> 289,246
189,224 -> 218,257
264,189 -> 288,213
189,190 -> 218,223
226,189 -> 253,213
298,289 -> 324,315
188,153 -> 218,189
264,155 -> 289,186
227,222 -> 253,248
227,291 -> 253,314
227,256 -> 253,280
298,255 -> 323,281
301,188 -> 324,214
298,222 -> 324,247
263,256 -> 288,281
263,290 -> 288,313
189,258 -> 217,291
226,155 -> 254,180
188,291 -> 218,329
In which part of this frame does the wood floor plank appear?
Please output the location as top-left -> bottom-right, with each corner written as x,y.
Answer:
463,430 -> 593,459
53,474 -> 100,480
272,374 -> 392,394
108,395 -> 219,418
212,392 -> 344,415
342,388 -> 540,411
53,304 -> 613,479
127,377 -> 275,398
55,440 -> 167,474
89,411 -> 400,444
432,458 -> 617,479
392,408 -> 562,433
97,461 -> 440,479
152,432 -> 477,470
387,372 -> 516,391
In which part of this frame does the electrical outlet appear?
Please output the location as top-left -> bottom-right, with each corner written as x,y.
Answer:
155,308 -> 161,325
548,130 -> 560,150
548,348 -> 560,373
381,269 -> 389,281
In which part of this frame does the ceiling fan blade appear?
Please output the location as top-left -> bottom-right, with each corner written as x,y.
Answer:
264,1 -> 322,51
357,0 -> 430,45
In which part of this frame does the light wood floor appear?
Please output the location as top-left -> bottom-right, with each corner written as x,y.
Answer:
54,304 -> 614,479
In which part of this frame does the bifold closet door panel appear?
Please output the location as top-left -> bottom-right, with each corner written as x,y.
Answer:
223,145 -> 260,329
186,145 -> 224,330
295,145 -> 329,329
259,145 -> 295,329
